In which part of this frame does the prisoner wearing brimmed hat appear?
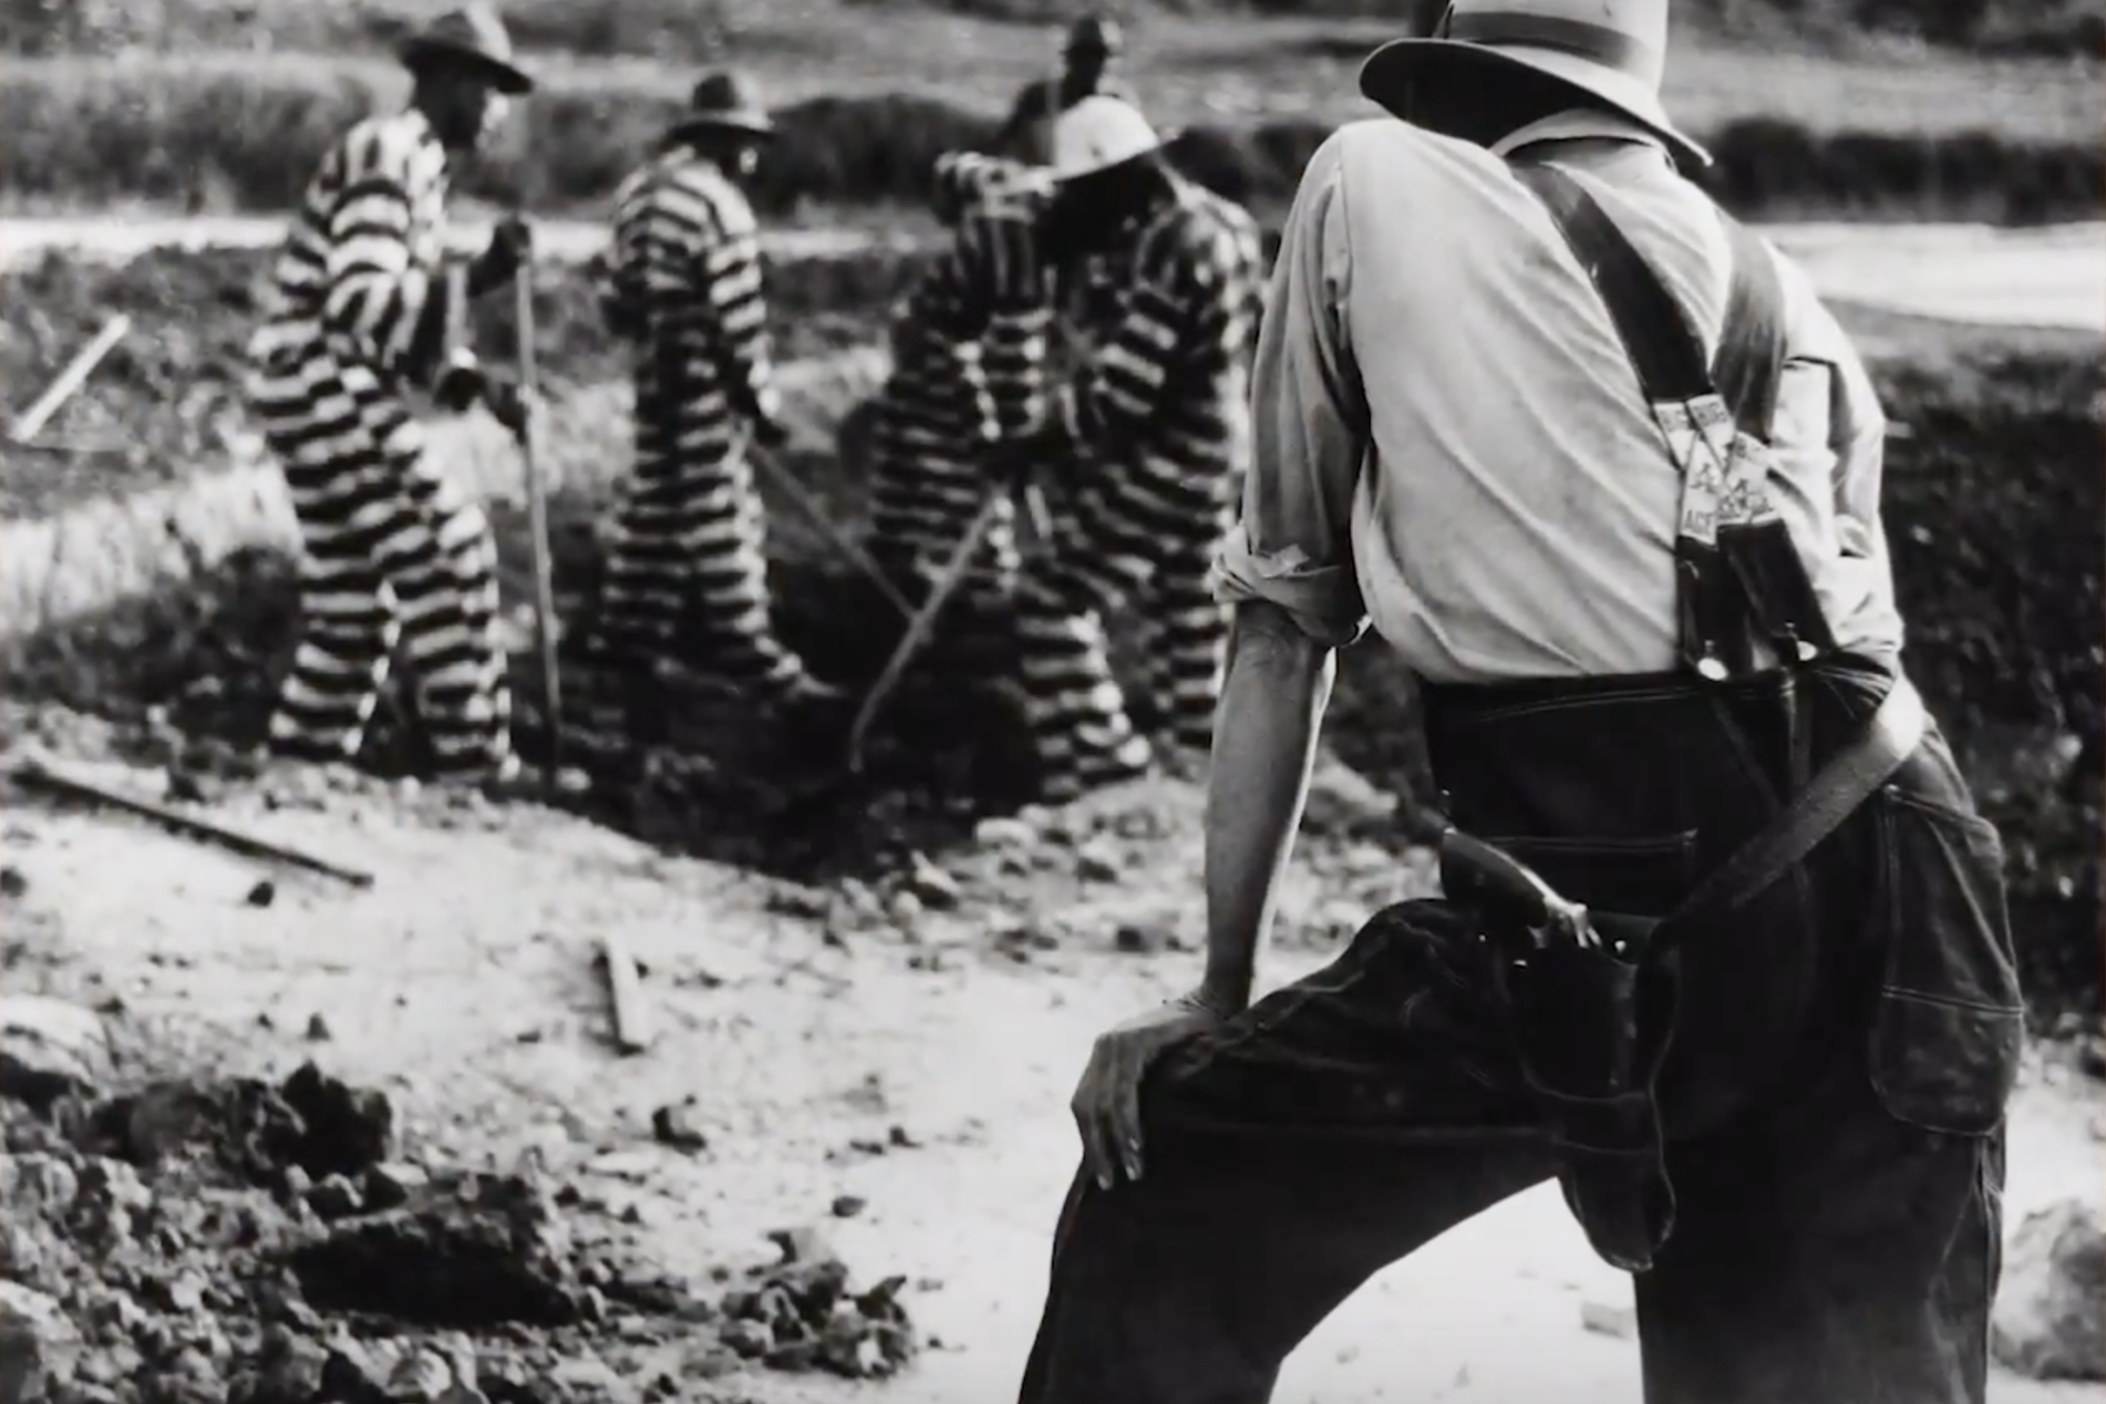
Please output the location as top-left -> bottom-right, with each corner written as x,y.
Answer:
245,2 -> 539,792
995,14 -> 1144,166
578,70 -> 841,752
977,95 -> 1266,803
1021,3 -> 2019,1402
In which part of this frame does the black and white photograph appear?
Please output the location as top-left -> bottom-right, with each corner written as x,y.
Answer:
0,0 -> 2098,1399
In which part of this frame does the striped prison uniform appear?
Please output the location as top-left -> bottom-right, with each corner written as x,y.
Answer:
1011,178 -> 1268,801
860,152 -> 1057,599
584,147 -> 822,710
243,108 -> 513,778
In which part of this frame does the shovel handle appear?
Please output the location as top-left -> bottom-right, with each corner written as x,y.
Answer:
513,250 -> 566,786
846,490 -> 1006,773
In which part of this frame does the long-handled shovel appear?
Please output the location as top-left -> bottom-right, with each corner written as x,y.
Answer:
749,446 -> 917,622
845,488 -> 1007,775
511,248 -> 565,790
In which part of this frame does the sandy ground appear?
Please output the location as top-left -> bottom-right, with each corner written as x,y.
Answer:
4,751 -> 2101,1403
1,217 -> 2101,333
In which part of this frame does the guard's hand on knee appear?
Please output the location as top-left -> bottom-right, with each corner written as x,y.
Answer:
1070,990 -> 1229,1190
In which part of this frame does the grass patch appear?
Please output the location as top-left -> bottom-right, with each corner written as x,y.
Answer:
0,58 -> 2098,222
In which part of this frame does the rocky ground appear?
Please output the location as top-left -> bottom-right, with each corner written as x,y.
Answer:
1,704 -> 2103,1404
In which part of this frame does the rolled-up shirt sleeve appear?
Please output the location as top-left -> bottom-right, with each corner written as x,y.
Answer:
1213,132 -> 1371,647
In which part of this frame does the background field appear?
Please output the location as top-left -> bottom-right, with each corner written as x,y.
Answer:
2,0 -> 2101,218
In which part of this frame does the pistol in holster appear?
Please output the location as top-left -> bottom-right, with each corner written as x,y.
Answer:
1438,829 -> 1679,1274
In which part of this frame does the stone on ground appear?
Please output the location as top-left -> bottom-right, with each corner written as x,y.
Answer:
0,1281 -> 81,1404
0,995 -> 109,1110
1992,1198 -> 2106,1381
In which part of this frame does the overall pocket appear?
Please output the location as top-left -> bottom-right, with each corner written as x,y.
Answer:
1868,775 -> 2026,1136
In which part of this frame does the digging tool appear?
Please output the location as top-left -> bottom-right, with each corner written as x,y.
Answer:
751,446 -> 916,622
511,244 -> 566,790
7,313 -> 130,448
9,754 -> 376,889
597,931 -> 654,1055
846,488 -> 1007,775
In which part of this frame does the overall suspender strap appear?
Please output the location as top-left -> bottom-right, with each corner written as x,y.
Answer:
1510,161 -> 1839,677
1712,216 -> 1788,440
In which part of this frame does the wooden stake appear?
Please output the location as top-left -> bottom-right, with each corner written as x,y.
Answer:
598,931 -> 654,1056
10,314 -> 130,444
10,755 -> 376,888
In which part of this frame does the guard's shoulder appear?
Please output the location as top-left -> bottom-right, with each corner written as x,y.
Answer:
1321,116 -> 1475,174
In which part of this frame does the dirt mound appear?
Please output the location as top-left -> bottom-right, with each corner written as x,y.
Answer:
1,1051 -> 923,1402
0,246 -> 916,520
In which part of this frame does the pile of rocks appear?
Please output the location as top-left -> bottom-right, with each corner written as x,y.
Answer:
0,996 -> 922,1403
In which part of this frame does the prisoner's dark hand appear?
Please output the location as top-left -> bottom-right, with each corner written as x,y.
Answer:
482,377 -> 534,437
986,430 -> 1057,492
470,214 -> 533,295
1069,989 -> 1230,1190
432,355 -> 486,415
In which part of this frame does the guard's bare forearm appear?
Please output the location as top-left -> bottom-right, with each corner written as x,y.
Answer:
1201,601 -> 1335,1011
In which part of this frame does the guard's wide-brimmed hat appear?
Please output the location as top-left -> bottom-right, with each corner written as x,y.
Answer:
666,70 -> 776,141
396,4 -> 535,96
1358,0 -> 1710,170
1049,95 -> 1164,182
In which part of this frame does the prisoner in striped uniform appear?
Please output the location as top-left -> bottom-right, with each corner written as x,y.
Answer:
243,5 -> 535,786
585,71 -> 836,728
989,97 -> 1267,801
860,151 -> 1059,599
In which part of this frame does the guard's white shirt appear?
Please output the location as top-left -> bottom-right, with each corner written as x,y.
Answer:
1215,110 -> 1904,681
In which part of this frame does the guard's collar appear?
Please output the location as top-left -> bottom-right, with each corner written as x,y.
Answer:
1492,108 -> 1666,162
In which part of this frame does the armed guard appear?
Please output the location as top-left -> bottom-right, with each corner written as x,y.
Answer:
1026,4 -> 2020,1403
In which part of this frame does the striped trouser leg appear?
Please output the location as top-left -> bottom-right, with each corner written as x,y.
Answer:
598,392 -> 810,702
1128,447 -> 1237,756
385,446 -> 514,776
1141,564 -> 1231,755
680,445 -> 812,696
861,407 -> 1021,693
270,540 -> 400,762
1012,556 -> 1155,803
865,415 -> 1017,591
1008,463 -> 1166,800
248,352 -> 403,763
